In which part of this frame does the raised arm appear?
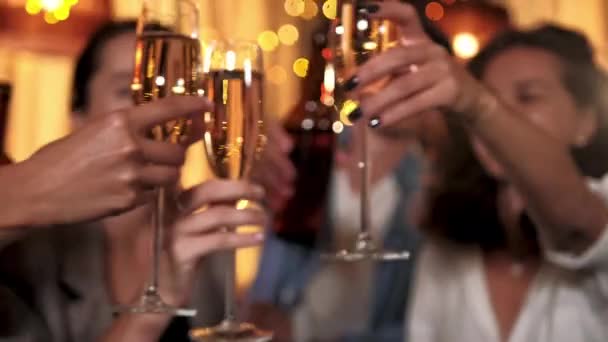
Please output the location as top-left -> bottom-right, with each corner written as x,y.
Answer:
348,1 -> 607,254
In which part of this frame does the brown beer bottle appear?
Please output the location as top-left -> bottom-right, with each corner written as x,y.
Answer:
272,30 -> 336,247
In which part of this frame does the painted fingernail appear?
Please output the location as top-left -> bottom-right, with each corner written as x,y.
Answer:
348,107 -> 363,122
369,116 -> 382,128
359,3 -> 380,14
343,76 -> 359,91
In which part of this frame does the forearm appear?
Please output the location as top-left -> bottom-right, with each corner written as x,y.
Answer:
466,91 -> 608,252
0,162 -> 41,237
100,314 -> 170,342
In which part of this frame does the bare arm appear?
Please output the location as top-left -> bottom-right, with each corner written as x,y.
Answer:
467,91 -> 608,253
350,1 -> 608,254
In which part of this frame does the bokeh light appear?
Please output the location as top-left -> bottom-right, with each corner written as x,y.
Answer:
278,24 -> 300,46
301,0 -> 319,20
322,0 -> 337,20
425,2 -> 445,21
26,0 -> 78,23
41,0 -> 62,11
339,99 -> 358,126
267,65 -> 288,85
43,11 -> 59,24
293,58 -> 310,78
25,1 -> 42,14
285,0 -> 305,17
452,32 -> 480,59
257,31 -> 280,52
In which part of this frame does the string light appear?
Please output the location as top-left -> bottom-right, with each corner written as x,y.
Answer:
301,0 -> 319,20
25,0 -> 78,24
293,58 -> 310,78
257,31 -> 280,52
322,0 -> 337,19
278,24 -> 300,46
285,0 -> 305,17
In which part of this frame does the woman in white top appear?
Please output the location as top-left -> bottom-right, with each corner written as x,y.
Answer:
345,2 -> 608,342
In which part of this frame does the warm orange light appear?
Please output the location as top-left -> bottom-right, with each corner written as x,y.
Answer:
301,0 -> 319,20
322,0 -> 337,20
425,2 -> 444,21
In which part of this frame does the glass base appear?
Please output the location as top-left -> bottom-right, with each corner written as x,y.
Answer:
114,291 -> 197,317
190,320 -> 273,342
321,233 -> 410,262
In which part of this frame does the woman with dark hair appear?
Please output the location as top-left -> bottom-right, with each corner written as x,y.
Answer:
0,21 -> 267,341
344,2 -> 608,341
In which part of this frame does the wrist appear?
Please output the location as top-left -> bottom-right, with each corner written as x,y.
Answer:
108,313 -> 171,341
458,84 -> 500,127
0,161 -> 43,229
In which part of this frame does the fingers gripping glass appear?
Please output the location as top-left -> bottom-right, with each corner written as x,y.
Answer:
114,0 -> 200,317
322,0 -> 410,262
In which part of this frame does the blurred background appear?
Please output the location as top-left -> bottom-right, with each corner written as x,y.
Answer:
1,0 -> 607,292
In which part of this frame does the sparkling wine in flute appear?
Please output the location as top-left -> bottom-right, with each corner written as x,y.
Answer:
322,0 -> 410,261
202,70 -> 265,180
192,45 -> 273,341
132,32 -> 201,143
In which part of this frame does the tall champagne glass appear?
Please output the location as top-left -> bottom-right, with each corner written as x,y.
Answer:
189,40 -> 273,341
117,0 -> 200,316
322,0 -> 410,262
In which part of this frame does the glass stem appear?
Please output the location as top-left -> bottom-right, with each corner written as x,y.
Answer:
223,229 -> 237,323
359,123 -> 371,238
147,187 -> 164,295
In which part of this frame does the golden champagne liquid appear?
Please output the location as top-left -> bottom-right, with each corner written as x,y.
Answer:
201,70 -> 264,180
334,2 -> 398,92
132,32 -> 201,143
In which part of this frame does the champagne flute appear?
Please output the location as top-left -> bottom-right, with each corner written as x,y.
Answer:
117,0 -> 200,316
322,0 -> 410,262
190,40 -> 272,341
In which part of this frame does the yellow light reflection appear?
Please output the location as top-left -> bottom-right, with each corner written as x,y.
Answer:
257,31 -> 280,52
54,5 -> 70,20
284,0 -> 305,17
278,24 -> 300,46
25,1 -> 42,14
322,0 -> 337,19
339,99 -> 358,126
293,58 -> 310,78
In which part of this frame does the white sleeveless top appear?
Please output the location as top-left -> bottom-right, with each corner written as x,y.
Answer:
407,175 -> 608,342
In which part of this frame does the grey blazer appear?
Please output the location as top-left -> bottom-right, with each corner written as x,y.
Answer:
0,223 -> 225,342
